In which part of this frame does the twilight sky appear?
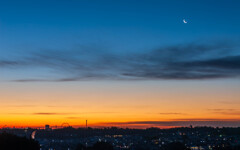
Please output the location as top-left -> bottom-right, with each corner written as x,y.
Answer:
0,0 -> 240,128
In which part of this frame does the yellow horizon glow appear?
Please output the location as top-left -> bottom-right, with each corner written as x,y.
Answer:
0,79 -> 240,128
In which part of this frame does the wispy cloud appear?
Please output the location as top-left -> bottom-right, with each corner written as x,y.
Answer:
5,105 -> 69,108
218,101 -> 240,104
100,119 -> 240,127
1,40 -> 240,81
7,112 -> 117,115
33,112 -> 76,115
65,117 -> 83,119
7,112 -> 73,115
158,112 -> 186,115
6,105 -> 37,108
208,109 -> 240,116
0,60 -> 21,67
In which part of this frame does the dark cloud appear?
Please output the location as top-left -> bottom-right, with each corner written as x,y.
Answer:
1,41 -> 240,81
88,112 -> 119,114
13,79 -> 51,82
33,112 -> 75,115
9,112 -> 117,115
65,117 -> 83,119
186,55 -> 240,69
208,109 -> 240,116
171,118 -> 240,121
7,112 -> 68,115
102,119 -> 240,127
158,113 -> 186,115
0,60 -> 20,67
32,112 -> 117,115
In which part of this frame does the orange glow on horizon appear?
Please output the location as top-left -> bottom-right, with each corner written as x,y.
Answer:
0,80 -> 240,128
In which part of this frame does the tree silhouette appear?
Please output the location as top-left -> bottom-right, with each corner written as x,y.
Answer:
75,143 -> 87,150
0,133 -> 40,150
92,142 -> 114,150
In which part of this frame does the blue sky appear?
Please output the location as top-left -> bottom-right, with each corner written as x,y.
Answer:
0,0 -> 240,81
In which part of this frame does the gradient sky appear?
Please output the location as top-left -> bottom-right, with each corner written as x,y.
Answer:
0,0 -> 240,128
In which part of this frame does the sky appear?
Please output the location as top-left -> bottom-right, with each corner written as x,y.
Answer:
0,0 -> 240,128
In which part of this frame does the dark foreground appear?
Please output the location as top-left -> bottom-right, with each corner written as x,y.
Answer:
1,126 -> 240,150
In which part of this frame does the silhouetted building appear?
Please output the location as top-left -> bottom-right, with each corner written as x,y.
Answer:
45,124 -> 51,131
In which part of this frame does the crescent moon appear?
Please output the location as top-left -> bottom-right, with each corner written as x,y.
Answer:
183,19 -> 187,24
